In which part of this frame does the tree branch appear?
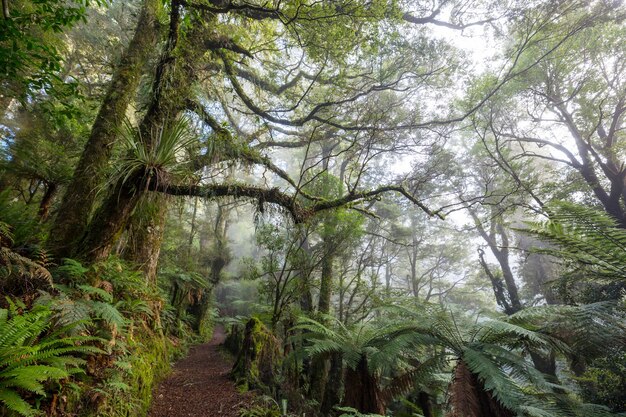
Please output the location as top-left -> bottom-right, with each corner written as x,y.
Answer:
151,181 -> 441,223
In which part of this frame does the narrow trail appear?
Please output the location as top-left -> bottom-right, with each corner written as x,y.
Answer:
148,326 -> 252,417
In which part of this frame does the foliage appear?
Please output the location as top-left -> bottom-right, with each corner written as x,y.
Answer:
382,304 -> 611,417
336,406 -> 385,417
158,266 -> 210,335
0,302 -> 100,416
108,116 -> 199,193
86,331 -> 175,417
1,0 -> 626,416
522,202 -> 626,285
576,352 -> 626,412
0,0 -> 106,102
0,219 -> 51,298
239,398 -> 282,417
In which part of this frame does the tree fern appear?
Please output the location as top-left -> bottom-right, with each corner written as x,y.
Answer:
385,304 -> 614,417
521,202 -> 626,284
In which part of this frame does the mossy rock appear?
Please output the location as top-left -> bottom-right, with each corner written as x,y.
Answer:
231,317 -> 281,391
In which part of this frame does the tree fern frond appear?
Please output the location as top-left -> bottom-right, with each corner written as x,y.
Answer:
520,202 -> 626,283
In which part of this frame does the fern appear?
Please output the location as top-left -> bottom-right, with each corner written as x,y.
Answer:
0,221 -> 52,295
0,305 -> 101,416
520,202 -> 626,284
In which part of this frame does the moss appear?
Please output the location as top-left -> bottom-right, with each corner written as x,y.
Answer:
63,329 -> 186,417
230,317 -> 281,392
197,308 -> 215,342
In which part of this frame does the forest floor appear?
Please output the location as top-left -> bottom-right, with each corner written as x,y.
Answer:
147,326 -> 253,417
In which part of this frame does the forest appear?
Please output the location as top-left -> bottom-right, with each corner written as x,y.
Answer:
0,0 -> 625,416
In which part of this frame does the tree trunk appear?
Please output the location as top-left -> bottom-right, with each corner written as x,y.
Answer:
38,182 -> 57,220
447,361 -> 514,417
529,351 -> 557,377
49,0 -> 161,258
321,352 -> 343,414
124,194 -> 168,286
417,391 -> 434,417
80,178 -> 143,263
78,12 -> 209,261
342,356 -> 385,415
308,356 -> 329,408
318,251 -> 334,314
309,244 -> 334,405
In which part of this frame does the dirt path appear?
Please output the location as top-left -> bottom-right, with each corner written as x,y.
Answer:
148,326 -> 252,417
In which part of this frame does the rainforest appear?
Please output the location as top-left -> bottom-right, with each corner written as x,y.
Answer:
0,1 -> 625,416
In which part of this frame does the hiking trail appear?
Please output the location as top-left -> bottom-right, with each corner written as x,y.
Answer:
148,326 -> 252,417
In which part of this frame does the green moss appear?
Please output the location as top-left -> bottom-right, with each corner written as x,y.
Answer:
231,317 -> 280,392
65,329 -> 186,417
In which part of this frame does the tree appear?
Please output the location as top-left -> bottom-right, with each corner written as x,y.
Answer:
49,0 -> 161,257
478,8 -> 626,226
297,315 -> 436,415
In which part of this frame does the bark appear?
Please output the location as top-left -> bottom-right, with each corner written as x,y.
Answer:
318,251 -> 334,315
308,355 -> 329,408
50,0 -> 161,258
38,182 -> 57,220
417,391 -> 435,417
342,356 -> 385,415
529,351 -> 557,377
309,241 -> 335,405
321,352 -> 343,414
80,177 -> 143,262
447,361 -> 515,417
231,317 -> 280,390
209,203 -> 231,285
124,194 -> 168,286
78,11 -> 208,261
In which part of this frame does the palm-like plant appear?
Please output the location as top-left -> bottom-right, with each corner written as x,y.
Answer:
384,305 -> 564,417
105,116 -> 198,195
397,305 -> 621,417
0,304 -> 101,416
296,315 -> 441,415
299,304 -> 620,417
521,201 -> 626,285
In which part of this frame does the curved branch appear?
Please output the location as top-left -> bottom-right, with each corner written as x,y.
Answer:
151,181 -> 441,223
180,0 -> 281,20
402,10 -> 499,30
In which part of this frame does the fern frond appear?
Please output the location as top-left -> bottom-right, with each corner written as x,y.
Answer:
0,388 -> 37,417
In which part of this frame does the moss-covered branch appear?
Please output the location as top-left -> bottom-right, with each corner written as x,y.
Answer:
151,181 -> 442,223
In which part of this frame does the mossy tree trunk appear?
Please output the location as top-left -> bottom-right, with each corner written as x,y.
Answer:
49,0 -> 161,258
124,194 -> 169,286
78,10 -> 208,261
80,174 -> 144,263
321,352 -> 343,414
231,318 -> 280,391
